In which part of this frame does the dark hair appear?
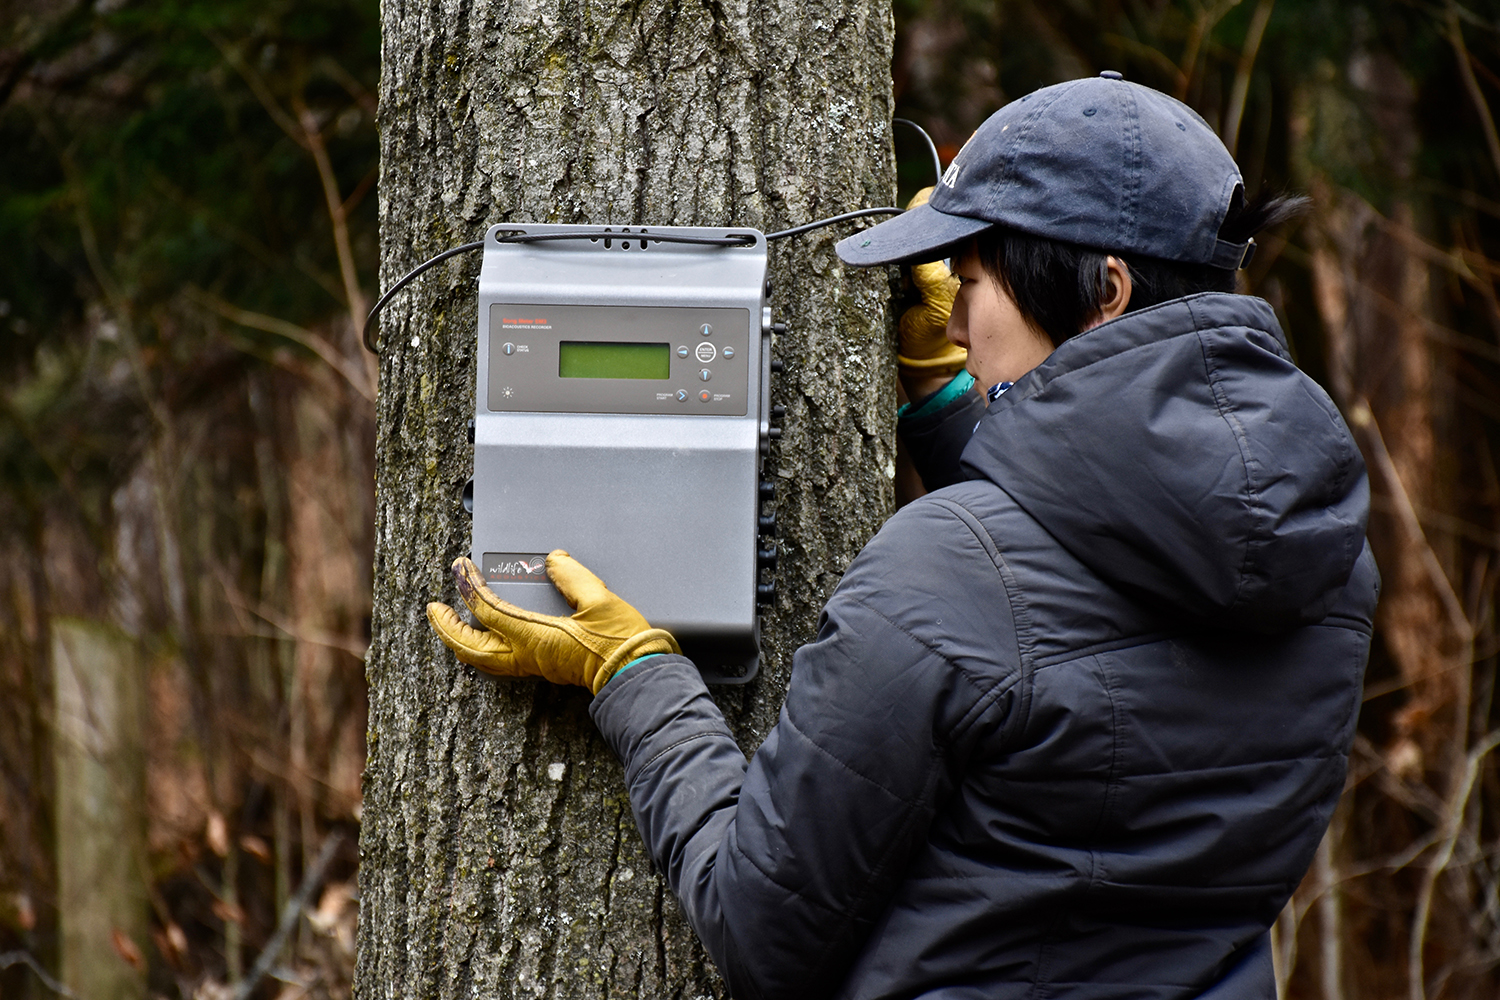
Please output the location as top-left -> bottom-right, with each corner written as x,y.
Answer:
973,190 -> 1311,347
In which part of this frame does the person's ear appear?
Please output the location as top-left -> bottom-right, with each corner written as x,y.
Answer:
1098,257 -> 1133,321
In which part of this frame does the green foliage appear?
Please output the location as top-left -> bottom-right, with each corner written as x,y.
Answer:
0,0 -> 379,522
0,0 -> 379,366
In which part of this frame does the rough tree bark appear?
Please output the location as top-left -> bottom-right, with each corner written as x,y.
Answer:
357,2 -> 897,998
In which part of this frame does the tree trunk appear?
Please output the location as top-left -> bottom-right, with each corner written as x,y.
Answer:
357,3 -> 897,997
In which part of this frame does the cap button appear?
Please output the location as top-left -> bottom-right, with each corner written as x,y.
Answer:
1100,70 -> 1124,80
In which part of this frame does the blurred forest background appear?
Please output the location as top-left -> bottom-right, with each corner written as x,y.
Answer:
0,0 -> 1497,998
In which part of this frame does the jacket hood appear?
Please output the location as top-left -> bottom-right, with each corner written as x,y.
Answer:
960,293 -> 1368,631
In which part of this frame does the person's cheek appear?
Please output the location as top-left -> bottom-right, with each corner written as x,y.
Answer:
946,290 -> 969,348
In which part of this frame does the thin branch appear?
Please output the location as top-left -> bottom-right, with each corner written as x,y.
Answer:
1369,493 -> 1500,554
183,286 -> 374,404
1293,183 -> 1489,310
293,97 -> 367,337
1410,728 -> 1500,1000
205,33 -> 371,343
1224,0 -> 1274,157
245,746 -> 360,806
1315,824 -> 1344,1000
35,110 -> 178,449
1364,199 -> 1487,289
213,566 -> 369,660
0,952 -> 81,1000
1177,0 -> 1244,102
1417,176 -> 1500,222
203,30 -> 305,149
1436,365 -> 1500,427
1443,0 -> 1493,31
1452,220 -> 1500,342
231,833 -> 342,1000
1340,829 -> 1445,882
1350,276 -> 1500,373
207,621 -> 366,659
147,171 -> 347,305
1364,643 -> 1500,702
1454,245 -> 1500,282
317,56 -> 378,118
205,29 -> 373,388
1272,895 -> 1300,996
1348,735 -> 1450,823
1102,34 -> 1186,90
340,163 -> 378,221
1348,400 -> 1476,646
1447,0 -> 1500,181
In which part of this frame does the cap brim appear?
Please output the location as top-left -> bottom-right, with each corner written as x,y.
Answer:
834,202 -> 993,266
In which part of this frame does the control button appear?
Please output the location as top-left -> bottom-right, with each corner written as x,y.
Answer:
722,346 -> 735,359
676,389 -> 689,402
676,345 -> 690,358
699,368 -> 712,382
699,389 -> 712,402
502,342 -> 516,355
695,342 -> 717,362
699,323 -> 713,337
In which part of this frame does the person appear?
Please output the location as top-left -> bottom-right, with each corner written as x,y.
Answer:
426,74 -> 1378,1000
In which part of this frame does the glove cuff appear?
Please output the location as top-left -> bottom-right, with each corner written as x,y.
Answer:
593,629 -> 681,695
899,346 -> 969,376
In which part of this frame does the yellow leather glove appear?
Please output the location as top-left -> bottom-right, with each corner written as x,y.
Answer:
898,187 -> 968,378
426,551 -> 680,695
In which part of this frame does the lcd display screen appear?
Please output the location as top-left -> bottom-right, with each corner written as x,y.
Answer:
558,341 -> 670,380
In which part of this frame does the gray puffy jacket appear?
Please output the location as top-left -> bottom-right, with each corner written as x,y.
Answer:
591,292 -> 1378,1000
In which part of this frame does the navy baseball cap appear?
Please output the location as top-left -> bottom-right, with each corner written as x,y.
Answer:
837,73 -> 1252,270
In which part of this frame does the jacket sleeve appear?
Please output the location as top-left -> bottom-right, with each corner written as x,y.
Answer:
589,497 -> 1023,1000
897,381 -> 985,491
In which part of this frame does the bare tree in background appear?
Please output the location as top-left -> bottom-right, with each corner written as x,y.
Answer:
1,4 -> 379,997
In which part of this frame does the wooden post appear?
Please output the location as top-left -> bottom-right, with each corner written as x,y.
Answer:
51,616 -> 147,1000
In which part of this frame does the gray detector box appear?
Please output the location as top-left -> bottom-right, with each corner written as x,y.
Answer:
471,223 -> 774,682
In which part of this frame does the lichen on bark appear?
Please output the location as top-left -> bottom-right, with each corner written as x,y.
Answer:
358,2 -> 897,997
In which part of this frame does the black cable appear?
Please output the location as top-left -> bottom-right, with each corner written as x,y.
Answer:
764,207 -> 903,241
362,230 -> 759,352
363,240 -> 484,353
894,117 -> 943,189
362,203 -> 913,353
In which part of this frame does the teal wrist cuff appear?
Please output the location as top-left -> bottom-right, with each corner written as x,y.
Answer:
898,371 -> 975,421
613,653 -> 665,680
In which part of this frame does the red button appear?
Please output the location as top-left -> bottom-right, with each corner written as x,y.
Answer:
699,390 -> 712,402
